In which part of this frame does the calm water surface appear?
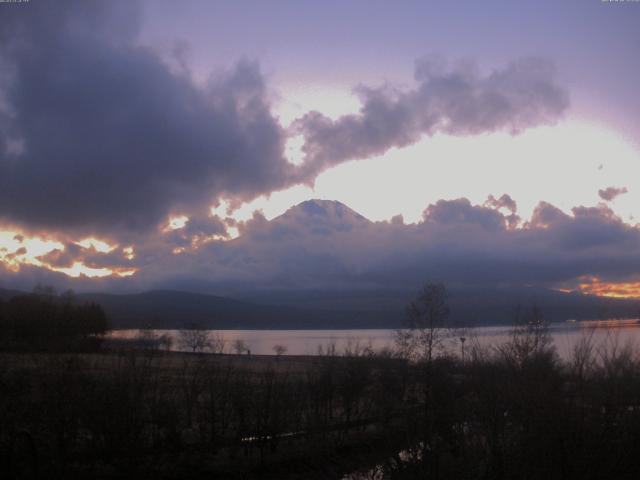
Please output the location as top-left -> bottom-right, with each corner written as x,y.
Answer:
109,320 -> 640,359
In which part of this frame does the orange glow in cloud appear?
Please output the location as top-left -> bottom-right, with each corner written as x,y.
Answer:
51,262 -> 137,279
76,237 -> 117,253
165,215 -> 189,231
0,229 -> 137,279
0,230 -> 64,271
572,276 -> 640,299
122,246 -> 135,260
171,228 -> 240,254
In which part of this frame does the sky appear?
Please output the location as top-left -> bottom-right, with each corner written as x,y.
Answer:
1,0 -> 640,298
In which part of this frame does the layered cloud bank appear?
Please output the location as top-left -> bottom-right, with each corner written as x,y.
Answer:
2,197 -> 640,298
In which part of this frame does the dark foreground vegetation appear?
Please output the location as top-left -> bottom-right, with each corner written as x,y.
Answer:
2,330 -> 640,479
2,284 -> 640,479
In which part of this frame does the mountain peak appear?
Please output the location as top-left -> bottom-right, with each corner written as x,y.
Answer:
271,199 -> 369,234
288,199 -> 368,220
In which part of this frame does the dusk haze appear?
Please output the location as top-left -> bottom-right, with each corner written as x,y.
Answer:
1,1 -> 640,478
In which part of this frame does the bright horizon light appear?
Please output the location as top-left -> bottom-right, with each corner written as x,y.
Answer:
218,117 -> 640,226
51,262 -> 137,279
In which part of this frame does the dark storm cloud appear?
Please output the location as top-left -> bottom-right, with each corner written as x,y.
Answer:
34,241 -> 137,271
35,244 -> 84,269
598,186 -> 628,202
292,57 -> 569,180
163,214 -> 229,249
0,0 -> 293,236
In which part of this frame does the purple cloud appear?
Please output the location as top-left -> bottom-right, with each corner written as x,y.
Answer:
292,57 -> 569,181
598,186 -> 628,202
0,1 -> 294,237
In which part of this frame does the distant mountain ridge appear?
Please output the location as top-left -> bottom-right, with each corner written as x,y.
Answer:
278,200 -> 369,223
231,284 -> 640,325
1,286 -> 638,329
0,288 -> 383,329
271,199 -> 370,235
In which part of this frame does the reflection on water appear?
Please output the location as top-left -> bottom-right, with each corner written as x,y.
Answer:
108,319 -> 640,359
580,319 -> 640,328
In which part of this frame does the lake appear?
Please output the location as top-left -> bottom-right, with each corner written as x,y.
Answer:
109,319 -> 640,360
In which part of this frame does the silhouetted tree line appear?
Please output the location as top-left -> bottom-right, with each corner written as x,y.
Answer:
0,286 -> 108,352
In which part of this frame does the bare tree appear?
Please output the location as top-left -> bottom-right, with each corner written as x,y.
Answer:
135,329 -> 160,352
395,283 -> 450,362
179,324 -> 212,353
499,305 -> 555,366
394,282 -> 451,475
317,341 -> 337,356
232,339 -> 248,355
210,332 -> 227,354
272,344 -> 287,356
158,333 -> 173,352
